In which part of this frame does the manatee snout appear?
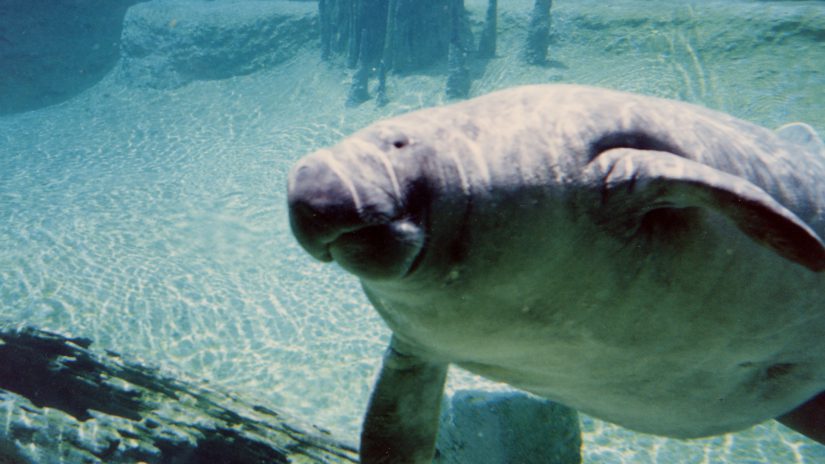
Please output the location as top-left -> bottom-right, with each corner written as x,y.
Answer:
287,155 -> 362,262
287,148 -> 426,280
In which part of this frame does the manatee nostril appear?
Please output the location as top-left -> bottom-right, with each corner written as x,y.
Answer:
390,135 -> 410,149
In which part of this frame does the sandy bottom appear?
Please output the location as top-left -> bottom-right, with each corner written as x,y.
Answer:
1,1 -> 824,462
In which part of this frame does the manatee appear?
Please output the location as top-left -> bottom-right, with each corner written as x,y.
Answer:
287,84 -> 825,463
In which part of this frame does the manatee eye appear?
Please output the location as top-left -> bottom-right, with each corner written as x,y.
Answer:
392,138 -> 409,149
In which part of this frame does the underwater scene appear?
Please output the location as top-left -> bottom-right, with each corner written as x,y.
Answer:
1,0 -> 825,462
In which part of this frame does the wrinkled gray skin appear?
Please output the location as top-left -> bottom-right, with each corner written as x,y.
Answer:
287,84 -> 825,463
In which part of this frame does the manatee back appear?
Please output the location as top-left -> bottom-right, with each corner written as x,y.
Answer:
448,85 -> 825,238
776,122 -> 825,153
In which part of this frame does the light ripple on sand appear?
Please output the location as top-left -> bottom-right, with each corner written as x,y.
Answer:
1,3 -> 824,461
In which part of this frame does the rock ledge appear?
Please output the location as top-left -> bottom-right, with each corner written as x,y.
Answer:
0,326 -> 357,464
116,0 -> 318,88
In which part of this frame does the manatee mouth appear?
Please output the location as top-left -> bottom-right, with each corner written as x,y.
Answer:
289,202 -> 426,280
288,190 -> 425,279
325,220 -> 426,280
310,223 -> 365,262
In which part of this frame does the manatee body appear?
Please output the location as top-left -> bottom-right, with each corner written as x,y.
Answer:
287,84 -> 825,463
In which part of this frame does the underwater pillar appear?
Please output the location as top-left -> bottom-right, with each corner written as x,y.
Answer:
445,0 -> 471,99
375,60 -> 390,106
320,0 -> 459,104
318,0 -> 388,68
477,0 -> 497,58
346,0 -> 360,68
347,28 -> 372,106
318,0 -> 352,61
525,0 -> 552,65
319,0 -> 453,72
319,0 -> 331,59
382,0 -> 452,73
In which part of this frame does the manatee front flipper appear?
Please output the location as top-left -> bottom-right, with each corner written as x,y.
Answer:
776,390 -> 825,444
361,336 -> 449,464
581,148 -> 825,272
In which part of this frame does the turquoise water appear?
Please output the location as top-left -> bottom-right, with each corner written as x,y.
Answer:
2,0 -> 824,462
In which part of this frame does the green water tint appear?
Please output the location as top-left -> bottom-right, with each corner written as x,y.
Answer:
1,0 -> 824,462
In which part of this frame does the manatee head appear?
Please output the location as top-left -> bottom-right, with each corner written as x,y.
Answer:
287,122 -> 438,281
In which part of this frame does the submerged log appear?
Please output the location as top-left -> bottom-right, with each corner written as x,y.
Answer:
0,326 -> 358,464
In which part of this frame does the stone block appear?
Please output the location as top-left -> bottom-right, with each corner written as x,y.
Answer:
437,390 -> 582,464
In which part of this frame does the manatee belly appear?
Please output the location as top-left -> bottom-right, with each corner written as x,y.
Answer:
364,215 -> 825,438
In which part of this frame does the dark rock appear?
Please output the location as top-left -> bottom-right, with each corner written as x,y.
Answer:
0,0 -> 142,114
0,326 -> 358,464
116,0 -> 318,89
